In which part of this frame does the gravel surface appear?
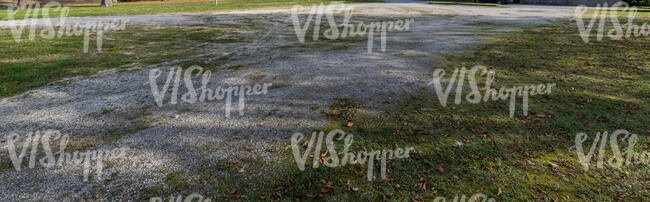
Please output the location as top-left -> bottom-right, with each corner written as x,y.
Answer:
0,2 -> 578,200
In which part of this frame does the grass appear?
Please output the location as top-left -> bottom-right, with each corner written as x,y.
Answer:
1,3 -> 648,200
0,0 -> 380,98
428,1 -> 509,8
264,20 -> 649,200
578,7 -> 650,18
0,0 -> 382,20
116,19 -> 650,200
0,159 -> 12,173
0,24 -> 257,97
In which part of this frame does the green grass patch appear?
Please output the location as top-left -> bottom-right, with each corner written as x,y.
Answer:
0,0 -> 357,20
0,159 -> 13,173
579,7 -> 650,18
226,64 -> 243,70
0,25 -> 249,97
269,20 -> 649,200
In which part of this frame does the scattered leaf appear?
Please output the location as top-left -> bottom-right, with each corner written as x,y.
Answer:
228,188 -> 240,195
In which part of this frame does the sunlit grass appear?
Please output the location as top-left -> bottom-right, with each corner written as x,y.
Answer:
0,0 -> 375,20
268,20 -> 649,200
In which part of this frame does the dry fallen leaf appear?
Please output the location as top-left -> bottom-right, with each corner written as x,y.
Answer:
238,166 -> 245,173
228,188 -> 240,195
347,122 -> 354,127
549,162 -> 559,168
437,165 -> 444,173
498,187 -> 502,196
352,187 -> 359,192
320,188 -> 331,193
326,181 -> 334,189
539,188 -> 548,195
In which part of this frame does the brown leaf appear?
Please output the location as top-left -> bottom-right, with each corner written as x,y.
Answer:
549,162 -> 559,168
527,160 -> 536,166
238,166 -> 245,173
437,165 -> 444,173
347,122 -> 354,127
352,187 -> 359,192
538,188 -> 548,195
320,188 -> 331,193
326,181 -> 334,189
228,188 -> 240,195
498,187 -> 502,196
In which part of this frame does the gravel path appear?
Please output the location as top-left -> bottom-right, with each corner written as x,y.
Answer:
0,2 -> 578,200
